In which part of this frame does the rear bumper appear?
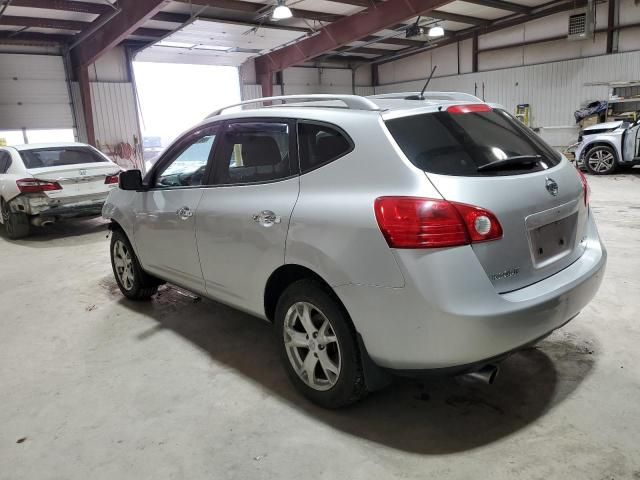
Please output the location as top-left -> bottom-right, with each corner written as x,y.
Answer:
9,193 -> 108,219
335,213 -> 606,370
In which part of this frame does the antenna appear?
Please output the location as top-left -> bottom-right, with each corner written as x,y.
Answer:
405,65 -> 438,100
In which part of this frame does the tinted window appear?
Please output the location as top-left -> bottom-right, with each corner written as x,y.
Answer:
385,109 -> 562,176
20,147 -> 108,169
0,152 -> 10,174
298,122 -> 352,173
155,133 -> 216,187
216,122 -> 291,185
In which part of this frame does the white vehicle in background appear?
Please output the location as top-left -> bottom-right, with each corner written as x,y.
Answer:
0,142 -> 121,239
574,119 -> 640,174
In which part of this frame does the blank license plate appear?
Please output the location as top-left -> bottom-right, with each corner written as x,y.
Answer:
529,212 -> 578,268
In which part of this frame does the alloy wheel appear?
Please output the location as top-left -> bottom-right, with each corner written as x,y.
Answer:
283,301 -> 342,391
1,202 -> 13,236
587,149 -> 615,173
113,240 -> 135,291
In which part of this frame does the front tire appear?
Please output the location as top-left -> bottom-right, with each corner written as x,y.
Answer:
1,199 -> 30,240
275,279 -> 367,408
110,229 -> 159,301
585,145 -> 618,175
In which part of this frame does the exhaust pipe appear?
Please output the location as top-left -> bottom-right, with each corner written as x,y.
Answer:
31,217 -> 55,227
461,364 -> 499,385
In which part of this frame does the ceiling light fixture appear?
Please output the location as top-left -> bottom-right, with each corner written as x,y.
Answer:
272,0 -> 292,20
428,25 -> 445,37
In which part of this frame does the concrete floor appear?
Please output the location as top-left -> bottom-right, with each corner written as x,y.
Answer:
1,174 -> 639,480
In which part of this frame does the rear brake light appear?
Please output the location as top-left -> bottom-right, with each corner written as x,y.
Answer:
447,104 -> 493,114
576,167 -> 589,207
374,197 -> 502,249
16,178 -> 62,194
104,174 -> 119,184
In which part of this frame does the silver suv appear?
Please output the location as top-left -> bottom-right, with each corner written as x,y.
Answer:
103,93 -> 606,407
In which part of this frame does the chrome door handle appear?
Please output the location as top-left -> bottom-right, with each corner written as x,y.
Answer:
176,206 -> 193,220
252,210 -> 281,227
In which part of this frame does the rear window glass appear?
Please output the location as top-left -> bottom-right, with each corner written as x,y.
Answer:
298,122 -> 352,173
385,109 -> 562,176
20,147 -> 108,169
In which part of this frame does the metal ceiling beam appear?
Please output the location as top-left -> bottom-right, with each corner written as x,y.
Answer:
0,15 -> 88,31
173,0 -> 342,22
460,0 -> 531,14
8,0 -> 110,15
428,10 -> 487,25
0,31 -> 72,43
373,0 -> 590,66
71,0 -> 168,67
336,45 -> 395,55
255,0 -> 454,75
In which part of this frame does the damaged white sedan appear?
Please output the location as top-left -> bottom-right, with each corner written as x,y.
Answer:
0,142 -> 120,239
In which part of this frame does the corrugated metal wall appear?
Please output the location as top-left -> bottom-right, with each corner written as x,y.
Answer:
0,54 -> 73,130
376,50 -> 640,146
72,81 -> 142,168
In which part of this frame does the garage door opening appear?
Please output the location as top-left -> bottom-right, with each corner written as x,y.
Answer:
132,61 -> 241,164
0,129 -> 75,146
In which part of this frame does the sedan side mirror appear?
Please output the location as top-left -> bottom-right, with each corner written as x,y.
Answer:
119,169 -> 144,191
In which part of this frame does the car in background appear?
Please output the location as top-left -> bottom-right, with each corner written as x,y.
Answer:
573,119 -> 640,174
0,142 -> 121,239
103,93 -> 606,408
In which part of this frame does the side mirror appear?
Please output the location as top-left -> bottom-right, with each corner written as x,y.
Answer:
119,169 -> 144,191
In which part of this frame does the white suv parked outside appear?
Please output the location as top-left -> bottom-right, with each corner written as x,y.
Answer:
103,94 -> 606,408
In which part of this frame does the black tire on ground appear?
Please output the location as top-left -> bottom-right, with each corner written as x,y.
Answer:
110,228 -> 159,301
1,199 -> 30,240
584,145 -> 618,175
275,279 -> 367,408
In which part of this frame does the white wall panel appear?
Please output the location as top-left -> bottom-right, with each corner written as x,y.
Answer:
431,43 -> 459,76
376,50 -> 640,147
90,82 -> 140,148
90,46 -> 130,82
71,82 -> 141,153
0,54 -> 73,129
459,38 -> 474,74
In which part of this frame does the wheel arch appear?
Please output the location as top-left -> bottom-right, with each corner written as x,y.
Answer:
264,264 -> 337,323
582,141 -> 619,161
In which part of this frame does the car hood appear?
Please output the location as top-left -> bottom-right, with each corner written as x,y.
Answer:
583,121 -> 624,133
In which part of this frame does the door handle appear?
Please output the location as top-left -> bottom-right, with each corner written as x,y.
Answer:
176,206 -> 193,220
252,210 -> 281,227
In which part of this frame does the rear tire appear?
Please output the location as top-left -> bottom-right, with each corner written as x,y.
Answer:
275,279 -> 367,408
110,229 -> 159,301
1,199 -> 30,240
585,145 -> 617,175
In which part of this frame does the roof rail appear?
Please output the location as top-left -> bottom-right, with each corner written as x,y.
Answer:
206,94 -> 381,118
369,92 -> 483,103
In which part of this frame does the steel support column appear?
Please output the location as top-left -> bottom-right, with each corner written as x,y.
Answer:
258,72 -> 273,98
77,65 -> 96,147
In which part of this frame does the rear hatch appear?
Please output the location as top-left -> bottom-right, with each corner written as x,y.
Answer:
20,146 -> 119,199
385,105 -> 588,293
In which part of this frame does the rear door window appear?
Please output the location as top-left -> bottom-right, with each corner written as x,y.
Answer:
214,121 -> 293,185
385,108 -> 561,176
298,122 -> 352,173
19,147 -> 108,169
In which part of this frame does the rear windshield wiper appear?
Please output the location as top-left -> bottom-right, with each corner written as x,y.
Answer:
477,155 -> 542,172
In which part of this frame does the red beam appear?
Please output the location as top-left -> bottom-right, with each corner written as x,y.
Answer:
72,0 -> 168,67
77,65 -> 96,147
9,0 -> 110,15
255,0 -> 454,74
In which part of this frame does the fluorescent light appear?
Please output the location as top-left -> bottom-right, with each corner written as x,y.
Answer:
272,0 -> 292,20
428,26 -> 445,38
195,45 -> 233,51
157,41 -> 196,49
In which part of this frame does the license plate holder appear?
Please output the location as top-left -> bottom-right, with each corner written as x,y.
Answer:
529,212 -> 578,268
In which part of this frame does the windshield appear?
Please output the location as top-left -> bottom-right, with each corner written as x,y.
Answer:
385,109 -> 562,176
20,147 -> 108,169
